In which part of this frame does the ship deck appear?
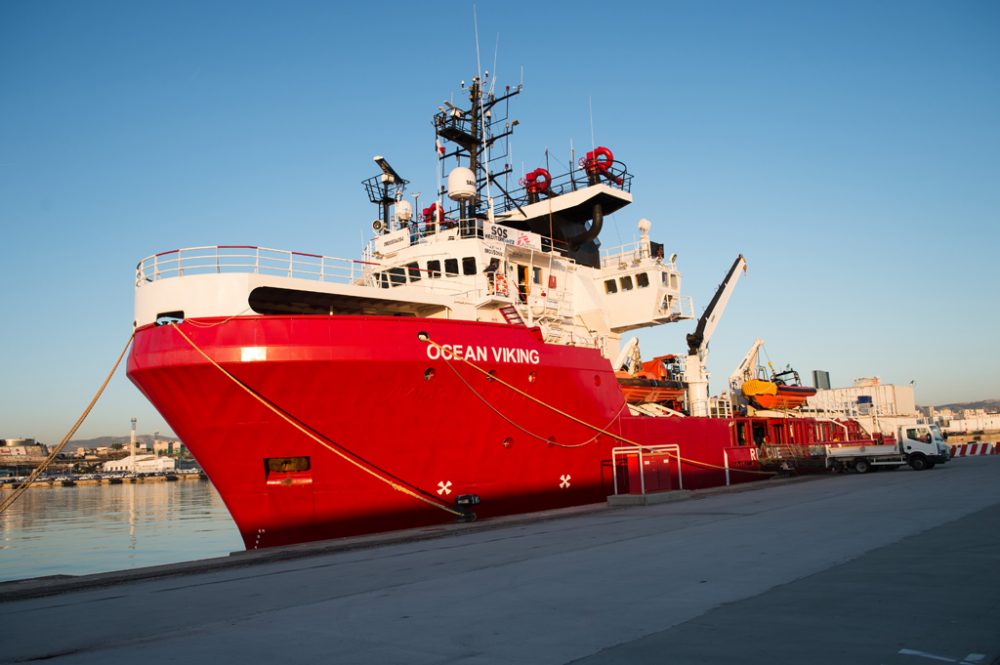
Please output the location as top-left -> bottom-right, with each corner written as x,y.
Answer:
3,459 -> 999,665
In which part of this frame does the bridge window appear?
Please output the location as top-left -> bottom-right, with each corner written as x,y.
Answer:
462,257 -> 477,275
407,262 -> 421,282
388,267 -> 406,286
661,272 -> 678,289
532,267 -> 542,284
427,260 -> 441,278
636,272 -> 650,288
604,279 -> 618,294
620,275 -> 634,291
445,258 -> 459,276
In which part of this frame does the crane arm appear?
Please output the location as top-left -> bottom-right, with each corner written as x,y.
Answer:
729,338 -> 765,390
686,254 -> 746,360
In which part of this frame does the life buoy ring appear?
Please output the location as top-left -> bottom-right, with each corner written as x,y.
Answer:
521,167 -> 551,194
422,203 -> 444,226
495,275 -> 509,297
580,146 -> 614,174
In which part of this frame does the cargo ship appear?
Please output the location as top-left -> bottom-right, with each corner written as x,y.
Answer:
127,73 -> 874,549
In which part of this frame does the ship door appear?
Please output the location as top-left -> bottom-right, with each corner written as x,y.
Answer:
733,421 -> 749,447
771,423 -> 785,444
516,264 -> 529,303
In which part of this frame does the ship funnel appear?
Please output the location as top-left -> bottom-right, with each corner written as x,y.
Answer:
447,167 -> 476,201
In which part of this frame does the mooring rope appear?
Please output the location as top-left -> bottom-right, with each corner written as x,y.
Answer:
0,331 -> 136,515
420,333 -> 776,476
170,323 -> 464,517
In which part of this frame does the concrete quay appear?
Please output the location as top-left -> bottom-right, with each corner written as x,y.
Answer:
2,458 -> 999,665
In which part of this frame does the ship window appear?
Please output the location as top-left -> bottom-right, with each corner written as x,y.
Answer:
388,267 -> 406,286
532,267 -> 542,284
427,260 -> 442,278
445,258 -> 459,276
636,272 -> 650,288
406,262 -> 421,282
462,257 -> 477,275
670,273 -> 679,289
661,272 -> 668,285
377,272 -> 389,289
620,275 -> 634,291
604,279 -> 618,294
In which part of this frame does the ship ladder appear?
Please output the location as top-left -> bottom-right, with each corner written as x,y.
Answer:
499,304 -> 525,326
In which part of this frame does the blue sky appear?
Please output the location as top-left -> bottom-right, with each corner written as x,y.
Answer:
2,1 -> 998,444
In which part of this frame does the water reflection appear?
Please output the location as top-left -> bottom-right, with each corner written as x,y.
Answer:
0,481 -> 243,582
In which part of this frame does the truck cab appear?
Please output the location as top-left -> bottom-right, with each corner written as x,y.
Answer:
898,424 -> 950,470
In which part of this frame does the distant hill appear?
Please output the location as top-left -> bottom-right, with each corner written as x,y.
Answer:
929,399 -> 1000,413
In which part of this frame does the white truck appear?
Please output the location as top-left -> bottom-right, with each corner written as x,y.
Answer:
826,424 -> 950,473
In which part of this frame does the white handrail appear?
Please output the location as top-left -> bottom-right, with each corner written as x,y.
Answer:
136,246 -> 377,287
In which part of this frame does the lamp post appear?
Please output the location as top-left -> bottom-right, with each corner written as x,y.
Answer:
130,417 -> 137,480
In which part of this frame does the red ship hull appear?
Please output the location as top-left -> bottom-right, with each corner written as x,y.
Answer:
127,315 -> 820,549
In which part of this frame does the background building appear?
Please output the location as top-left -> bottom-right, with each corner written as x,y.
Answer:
806,377 -> 917,417
102,454 -> 175,474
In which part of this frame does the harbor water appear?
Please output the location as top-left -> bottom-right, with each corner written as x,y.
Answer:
0,480 -> 243,582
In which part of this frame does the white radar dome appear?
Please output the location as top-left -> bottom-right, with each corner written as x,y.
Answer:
395,200 -> 413,222
637,218 -> 652,234
447,167 -> 476,201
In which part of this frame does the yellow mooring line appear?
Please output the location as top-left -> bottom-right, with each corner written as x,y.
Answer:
169,323 -> 464,517
0,331 -> 136,515
420,333 -> 776,476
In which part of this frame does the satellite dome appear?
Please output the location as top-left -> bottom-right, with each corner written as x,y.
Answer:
447,167 -> 476,201
395,200 -> 413,222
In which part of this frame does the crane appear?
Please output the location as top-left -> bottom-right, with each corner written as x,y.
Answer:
727,337 -> 766,412
684,254 -> 747,417
729,338 -> 765,395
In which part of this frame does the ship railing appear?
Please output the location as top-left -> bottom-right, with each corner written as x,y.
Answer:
492,163 -> 633,216
136,246 -> 377,287
600,240 -> 659,269
610,444 -> 683,496
664,294 -> 695,321
402,216 -> 575,258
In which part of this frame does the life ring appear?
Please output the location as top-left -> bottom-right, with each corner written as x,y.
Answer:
422,203 -> 444,226
580,146 -> 614,174
495,275 -> 509,297
521,167 -> 551,194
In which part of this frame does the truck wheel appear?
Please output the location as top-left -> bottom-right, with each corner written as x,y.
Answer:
855,459 -> 870,474
910,456 -> 927,471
